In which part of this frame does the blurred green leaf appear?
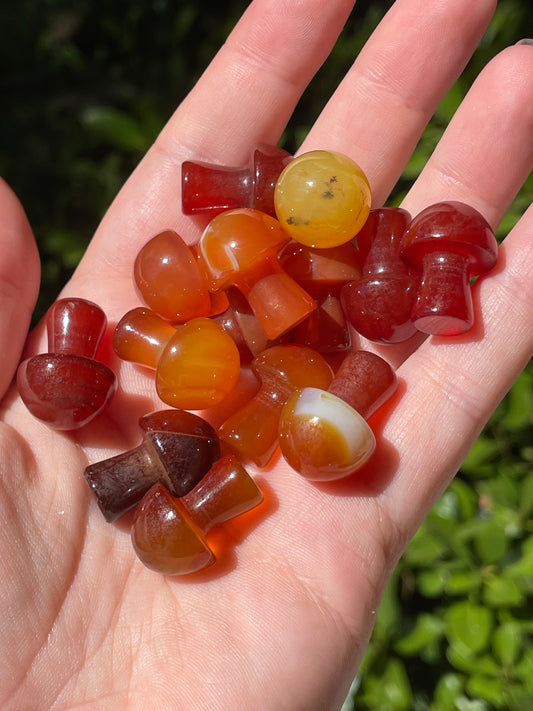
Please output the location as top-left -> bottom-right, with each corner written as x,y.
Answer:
445,569 -> 483,596
506,686 -> 533,710
43,229 -> 86,269
514,648 -> 533,690
465,675 -> 505,707
492,621 -> 522,667
473,521 -> 509,565
395,613 -> 445,656
445,602 -> 493,656
521,446 -> 533,462
81,106 -> 150,152
480,475 -> 519,511
450,479 -> 478,520
363,658 -> 413,710
431,673 -> 464,711
417,568 -> 447,598
505,535 -> 533,590
447,648 -> 499,677
501,369 -> 533,431
372,571 -> 401,642
519,473 -> 533,514
483,575 -> 524,607
461,436 -> 500,476
401,125 -> 443,180
403,527 -> 448,566
454,695 -> 489,711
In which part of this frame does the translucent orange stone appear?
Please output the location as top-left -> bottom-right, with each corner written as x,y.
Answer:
156,317 -> 240,410
278,388 -> 376,481
213,300 -> 269,362
113,307 -> 176,368
218,344 -> 333,466
131,454 -> 263,575
134,230 -> 211,323
274,150 -> 371,248
278,350 -> 397,481
197,208 -> 316,340
131,483 -> 215,575
181,453 -> 264,530
289,294 -> 350,352
113,311 -> 241,409
280,241 -> 362,352
280,241 -> 362,289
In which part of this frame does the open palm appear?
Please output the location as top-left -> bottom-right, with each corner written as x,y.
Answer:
2,1 -> 532,709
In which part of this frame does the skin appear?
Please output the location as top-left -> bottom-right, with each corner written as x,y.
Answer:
1,0 -> 532,709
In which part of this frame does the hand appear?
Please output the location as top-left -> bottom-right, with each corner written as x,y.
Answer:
1,1 -> 532,709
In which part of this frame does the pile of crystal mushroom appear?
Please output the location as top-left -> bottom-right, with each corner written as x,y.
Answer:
16,146 -> 499,575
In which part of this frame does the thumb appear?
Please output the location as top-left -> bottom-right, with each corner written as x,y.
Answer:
0,178 -> 40,399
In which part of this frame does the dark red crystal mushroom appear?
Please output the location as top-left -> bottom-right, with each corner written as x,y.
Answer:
17,298 -> 116,429
400,201 -> 498,335
181,144 -> 292,217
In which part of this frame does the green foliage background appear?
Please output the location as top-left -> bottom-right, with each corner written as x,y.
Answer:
1,2 -> 532,709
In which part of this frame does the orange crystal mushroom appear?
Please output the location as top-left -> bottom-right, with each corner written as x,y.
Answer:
279,351 -> 397,481
197,208 -> 316,340
113,309 -> 240,410
134,230 -> 211,323
218,344 -> 333,467
131,454 -> 263,575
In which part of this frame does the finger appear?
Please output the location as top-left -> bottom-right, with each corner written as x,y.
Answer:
163,0 -> 356,161
67,0 -> 493,321
0,179 -> 40,399
350,42 -> 533,369
300,0 -> 497,205
383,203 -> 533,553
403,43 -> 533,224
70,0 -> 356,306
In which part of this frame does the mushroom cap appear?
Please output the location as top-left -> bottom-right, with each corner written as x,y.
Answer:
401,201 -> 498,275
197,208 -> 289,290
251,344 -> 333,391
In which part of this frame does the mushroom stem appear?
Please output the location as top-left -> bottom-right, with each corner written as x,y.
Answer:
412,251 -> 473,335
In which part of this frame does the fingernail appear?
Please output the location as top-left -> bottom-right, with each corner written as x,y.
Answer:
516,39 -> 533,46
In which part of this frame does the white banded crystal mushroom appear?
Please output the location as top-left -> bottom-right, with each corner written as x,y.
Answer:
278,387 -> 376,481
